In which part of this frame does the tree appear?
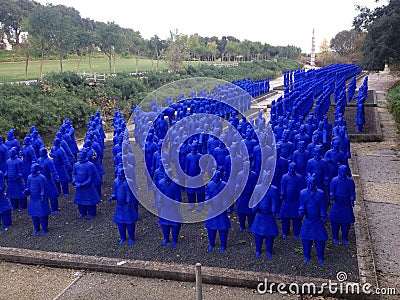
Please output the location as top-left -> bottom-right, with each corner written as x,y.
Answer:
206,41 -> 217,61
318,38 -> 339,66
50,4 -> 82,72
122,28 -> 146,74
353,0 -> 400,70
72,18 -> 96,73
0,0 -> 35,45
95,21 -> 124,75
27,5 -> 60,80
330,29 -> 365,58
148,35 -> 166,71
164,29 -> 187,75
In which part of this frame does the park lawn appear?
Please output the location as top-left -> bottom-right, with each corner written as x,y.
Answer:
0,55 -> 169,82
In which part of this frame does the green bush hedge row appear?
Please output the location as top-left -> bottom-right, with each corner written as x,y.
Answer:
388,81 -> 400,132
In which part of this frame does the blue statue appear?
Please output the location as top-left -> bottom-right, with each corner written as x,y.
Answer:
0,170 -> 12,230
292,141 -> 310,177
5,129 -> 20,153
323,139 -> 347,181
184,142 -> 205,211
306,146 -> 329,197
20,135 -> 37,181
329,165 -> 355,245
280,162 -> 305,240
205,169 -> 231,253
37,147 -> 60,215
109,168 -> 138,246
250,171 -> 279,259
31,130 -> 44,158
24,163 -> 51,236
50,138 -> 72,198
279,130 -> 294,160
5,147 -> 26,211
158,168 -> 183,248
299,174 -> 328,265
0,136 -> 8,174
235,161 -> 257,232
72,149 -> 100,220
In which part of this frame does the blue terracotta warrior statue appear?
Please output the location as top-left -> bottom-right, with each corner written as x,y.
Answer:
20,135 -> 37,181
0,136 -> 8,174
329,165 -> 355,245
37,147 -> 60,215
299,173 -> 328,265
158,168 -> 183,248
24,163 -> 51,236
72,149 -> 100,220
250,171 -> 279,259
109,167 -> 138,246
0,170 -> 12,230
6,147 -> 26,211
280,162 -> 305,240
50,138 -> 72,198
205,169 -> 231,253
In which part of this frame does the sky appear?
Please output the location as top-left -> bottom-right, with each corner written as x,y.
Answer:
36,0 -> 386,54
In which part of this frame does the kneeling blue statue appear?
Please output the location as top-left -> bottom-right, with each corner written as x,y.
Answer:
109,167 -> 138,246
329,165 -> 355,245
299,173 -> 328,265
72,149 -> 100,220
24,163 -> 51,236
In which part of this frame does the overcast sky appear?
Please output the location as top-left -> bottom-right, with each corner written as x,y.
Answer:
36,0 -> 385,53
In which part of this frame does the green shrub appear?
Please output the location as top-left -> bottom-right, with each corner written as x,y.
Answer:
388,81 -> 400,131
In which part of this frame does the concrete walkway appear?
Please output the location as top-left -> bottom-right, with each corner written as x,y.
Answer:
351,72 -> 400,299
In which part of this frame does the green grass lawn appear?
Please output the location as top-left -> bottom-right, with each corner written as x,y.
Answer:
0,55 -> 169,82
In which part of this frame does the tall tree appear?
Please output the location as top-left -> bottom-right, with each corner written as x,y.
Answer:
164,29 -> 187,75
148,35 -> 166,71
353,0 -> 400,70
330,29 -> 365,57
0,0 -> 35,45
27,4 -> 60,80
95,21 -> 124,75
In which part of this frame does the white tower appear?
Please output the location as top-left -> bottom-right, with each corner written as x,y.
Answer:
310,29 -> 316,68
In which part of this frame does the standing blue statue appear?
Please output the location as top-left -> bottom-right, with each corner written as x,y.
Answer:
205,169 -> 231,253
5,129 -> 20,153
185,142 -> 205,211
158,168 -> 183,248
20,135 -> 37,181
109,168 -> 138,246
0,136 -> 8,174
24,163 -> 51,236
235,160 -> 257,232
250,171 -> 279,259
72,149 -> 100,220
6,147 -> 26,211
37,147 -> 60,215
329,165 -> 355,245
299,174 -> 328,265
0,170 -> 12,230
280,162 -> 305,240
50,138 -> 72,198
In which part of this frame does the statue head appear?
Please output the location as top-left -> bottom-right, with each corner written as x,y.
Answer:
338,165 -> 348,179
31,163 -> 41,176
78,149 -> 88,162
9,147 -> 17,159
306,173 -> 317,191
39,147 -> 48,158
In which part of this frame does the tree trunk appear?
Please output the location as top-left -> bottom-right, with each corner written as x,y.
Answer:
108,54 -> 112,75
25,51 -> 29,81
156,59 -> 159,72
59,53 -> 63,73
39,52 -> 45,81
151,59 -> 154,72
88,53 -> 92,74
113,53 -> 116,73
135,54 -> 139,74
77,56 -> 82,73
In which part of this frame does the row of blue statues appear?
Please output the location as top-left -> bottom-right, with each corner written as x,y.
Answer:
1,65 -> 362,266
